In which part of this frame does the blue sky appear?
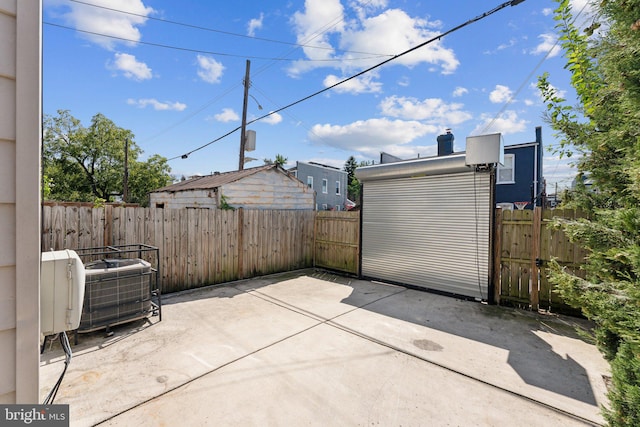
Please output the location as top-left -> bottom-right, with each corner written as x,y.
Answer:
43,0 -> 591,192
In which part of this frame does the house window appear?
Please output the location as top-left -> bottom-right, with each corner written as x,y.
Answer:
497,154 -> 515,184
335,181 -> 340,195
322,179 -> 328,194
307,176 -> 313,188
322,204 -> 328,210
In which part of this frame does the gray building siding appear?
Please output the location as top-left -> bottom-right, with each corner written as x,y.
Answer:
295,162 -> 348,210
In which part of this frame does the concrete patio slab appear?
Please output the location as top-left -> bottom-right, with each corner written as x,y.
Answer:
40,269 -> 610,426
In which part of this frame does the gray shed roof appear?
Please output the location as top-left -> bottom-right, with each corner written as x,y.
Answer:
151,164 -> 286,193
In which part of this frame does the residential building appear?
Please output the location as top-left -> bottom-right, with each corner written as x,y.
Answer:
149,164 -> 314,210
290,161 -> 348,211
379,127 -> 544,210
495,126 -> 544,209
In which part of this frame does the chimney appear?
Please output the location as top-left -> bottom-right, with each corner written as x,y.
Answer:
437,128 -> 454,156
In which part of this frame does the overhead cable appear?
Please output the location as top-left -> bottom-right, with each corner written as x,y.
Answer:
65,0 -> 395,58
43,22 -> 388,62
169,0 -> 527,161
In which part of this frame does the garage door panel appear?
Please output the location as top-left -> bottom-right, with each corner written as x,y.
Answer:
361,171 -> 491,299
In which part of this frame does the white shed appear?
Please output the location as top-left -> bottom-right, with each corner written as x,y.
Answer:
150,164 -> 315,210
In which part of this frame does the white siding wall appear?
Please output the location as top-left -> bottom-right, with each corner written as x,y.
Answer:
0,0 -> 41,403
150,189 -> 218,209
151,169 -> 315,210
223,169 -> 314,210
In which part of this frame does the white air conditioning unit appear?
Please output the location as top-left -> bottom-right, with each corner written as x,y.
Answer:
40,250 -> 86,336
466,133 -> 504,166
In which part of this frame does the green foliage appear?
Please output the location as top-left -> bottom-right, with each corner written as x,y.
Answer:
605,341 -> 640,427
540,1 -> 640,424
218,194 -> 235,210
263,154 -> 288,167
343,156 -> 373,202
43,110 -> 172,206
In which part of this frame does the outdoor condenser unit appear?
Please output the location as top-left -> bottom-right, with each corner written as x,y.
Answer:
80,258 -> 152,332
465,133 -> 504,166
40,250 -> 86,336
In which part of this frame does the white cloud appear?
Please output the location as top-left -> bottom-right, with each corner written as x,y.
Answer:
324,73 -> 382,94
472,110 -> 528,136
531,33 -> 561,58
397,76 -> 410,87
112,53 -> 152,80
309,118 -> 437,158
214,108 -> 239,122
261,112 -> 283,125
291,0 -> 344,62
489,85 -> 513,104
126,98 -> 186,111
452,87 -> 468,97
542,8 -> 553,16
379,95 -> 472,125
197,55 -> 225,83
287,1 -> 458,79
247,13 -> 264,37
60,0 -> 154,50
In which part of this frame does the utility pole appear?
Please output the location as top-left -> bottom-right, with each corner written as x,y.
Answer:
123,138 -> 129,203
239,59 -> 251,171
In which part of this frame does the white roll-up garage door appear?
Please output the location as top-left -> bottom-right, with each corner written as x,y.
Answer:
361,170 -> 492,300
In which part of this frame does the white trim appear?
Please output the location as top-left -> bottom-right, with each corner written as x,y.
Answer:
306,176 -> 313,188
335,180 -> 340,195
497,153 -> 515,184
321,179 -> 328,194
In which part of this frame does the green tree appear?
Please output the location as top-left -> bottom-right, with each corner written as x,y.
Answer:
263,154 -> 288,167
343,156 -> 373,202
539,1 -> 640,424
43,110 -> 172,206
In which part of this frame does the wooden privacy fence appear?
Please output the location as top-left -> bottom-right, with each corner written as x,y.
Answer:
42,205 -> 318,294
314,211 -> 360,275
495,207 -> 589,314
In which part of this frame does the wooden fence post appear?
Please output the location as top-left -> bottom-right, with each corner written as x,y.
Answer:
104,204 -> 113,247
493,208 -> 502,305
530,207 -> 542,311
237,207 -> 244,280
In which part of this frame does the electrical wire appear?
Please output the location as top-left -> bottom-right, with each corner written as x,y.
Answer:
66,0 -> 395,58
142,0 -> 381,143
478,0 -> 590,135
169,0 -> 527,161
42,331 -> 73,405
43,22 -> 388,63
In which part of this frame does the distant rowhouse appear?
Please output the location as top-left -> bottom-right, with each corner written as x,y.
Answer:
149,164 -> 315,210
289,161 -> 349,211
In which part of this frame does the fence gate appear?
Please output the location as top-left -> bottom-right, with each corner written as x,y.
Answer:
313,211 -> 360,275
495,207 -> 588,314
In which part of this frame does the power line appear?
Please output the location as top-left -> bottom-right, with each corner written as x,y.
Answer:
169,0 -> 527,161
65,0 -> 395,59
479,0 -> 589,134
43,21 -> 388,62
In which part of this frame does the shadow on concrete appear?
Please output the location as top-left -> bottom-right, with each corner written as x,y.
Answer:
339,280 -> 598,406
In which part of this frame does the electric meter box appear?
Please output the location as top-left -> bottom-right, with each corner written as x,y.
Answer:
40,250 -> 86,336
